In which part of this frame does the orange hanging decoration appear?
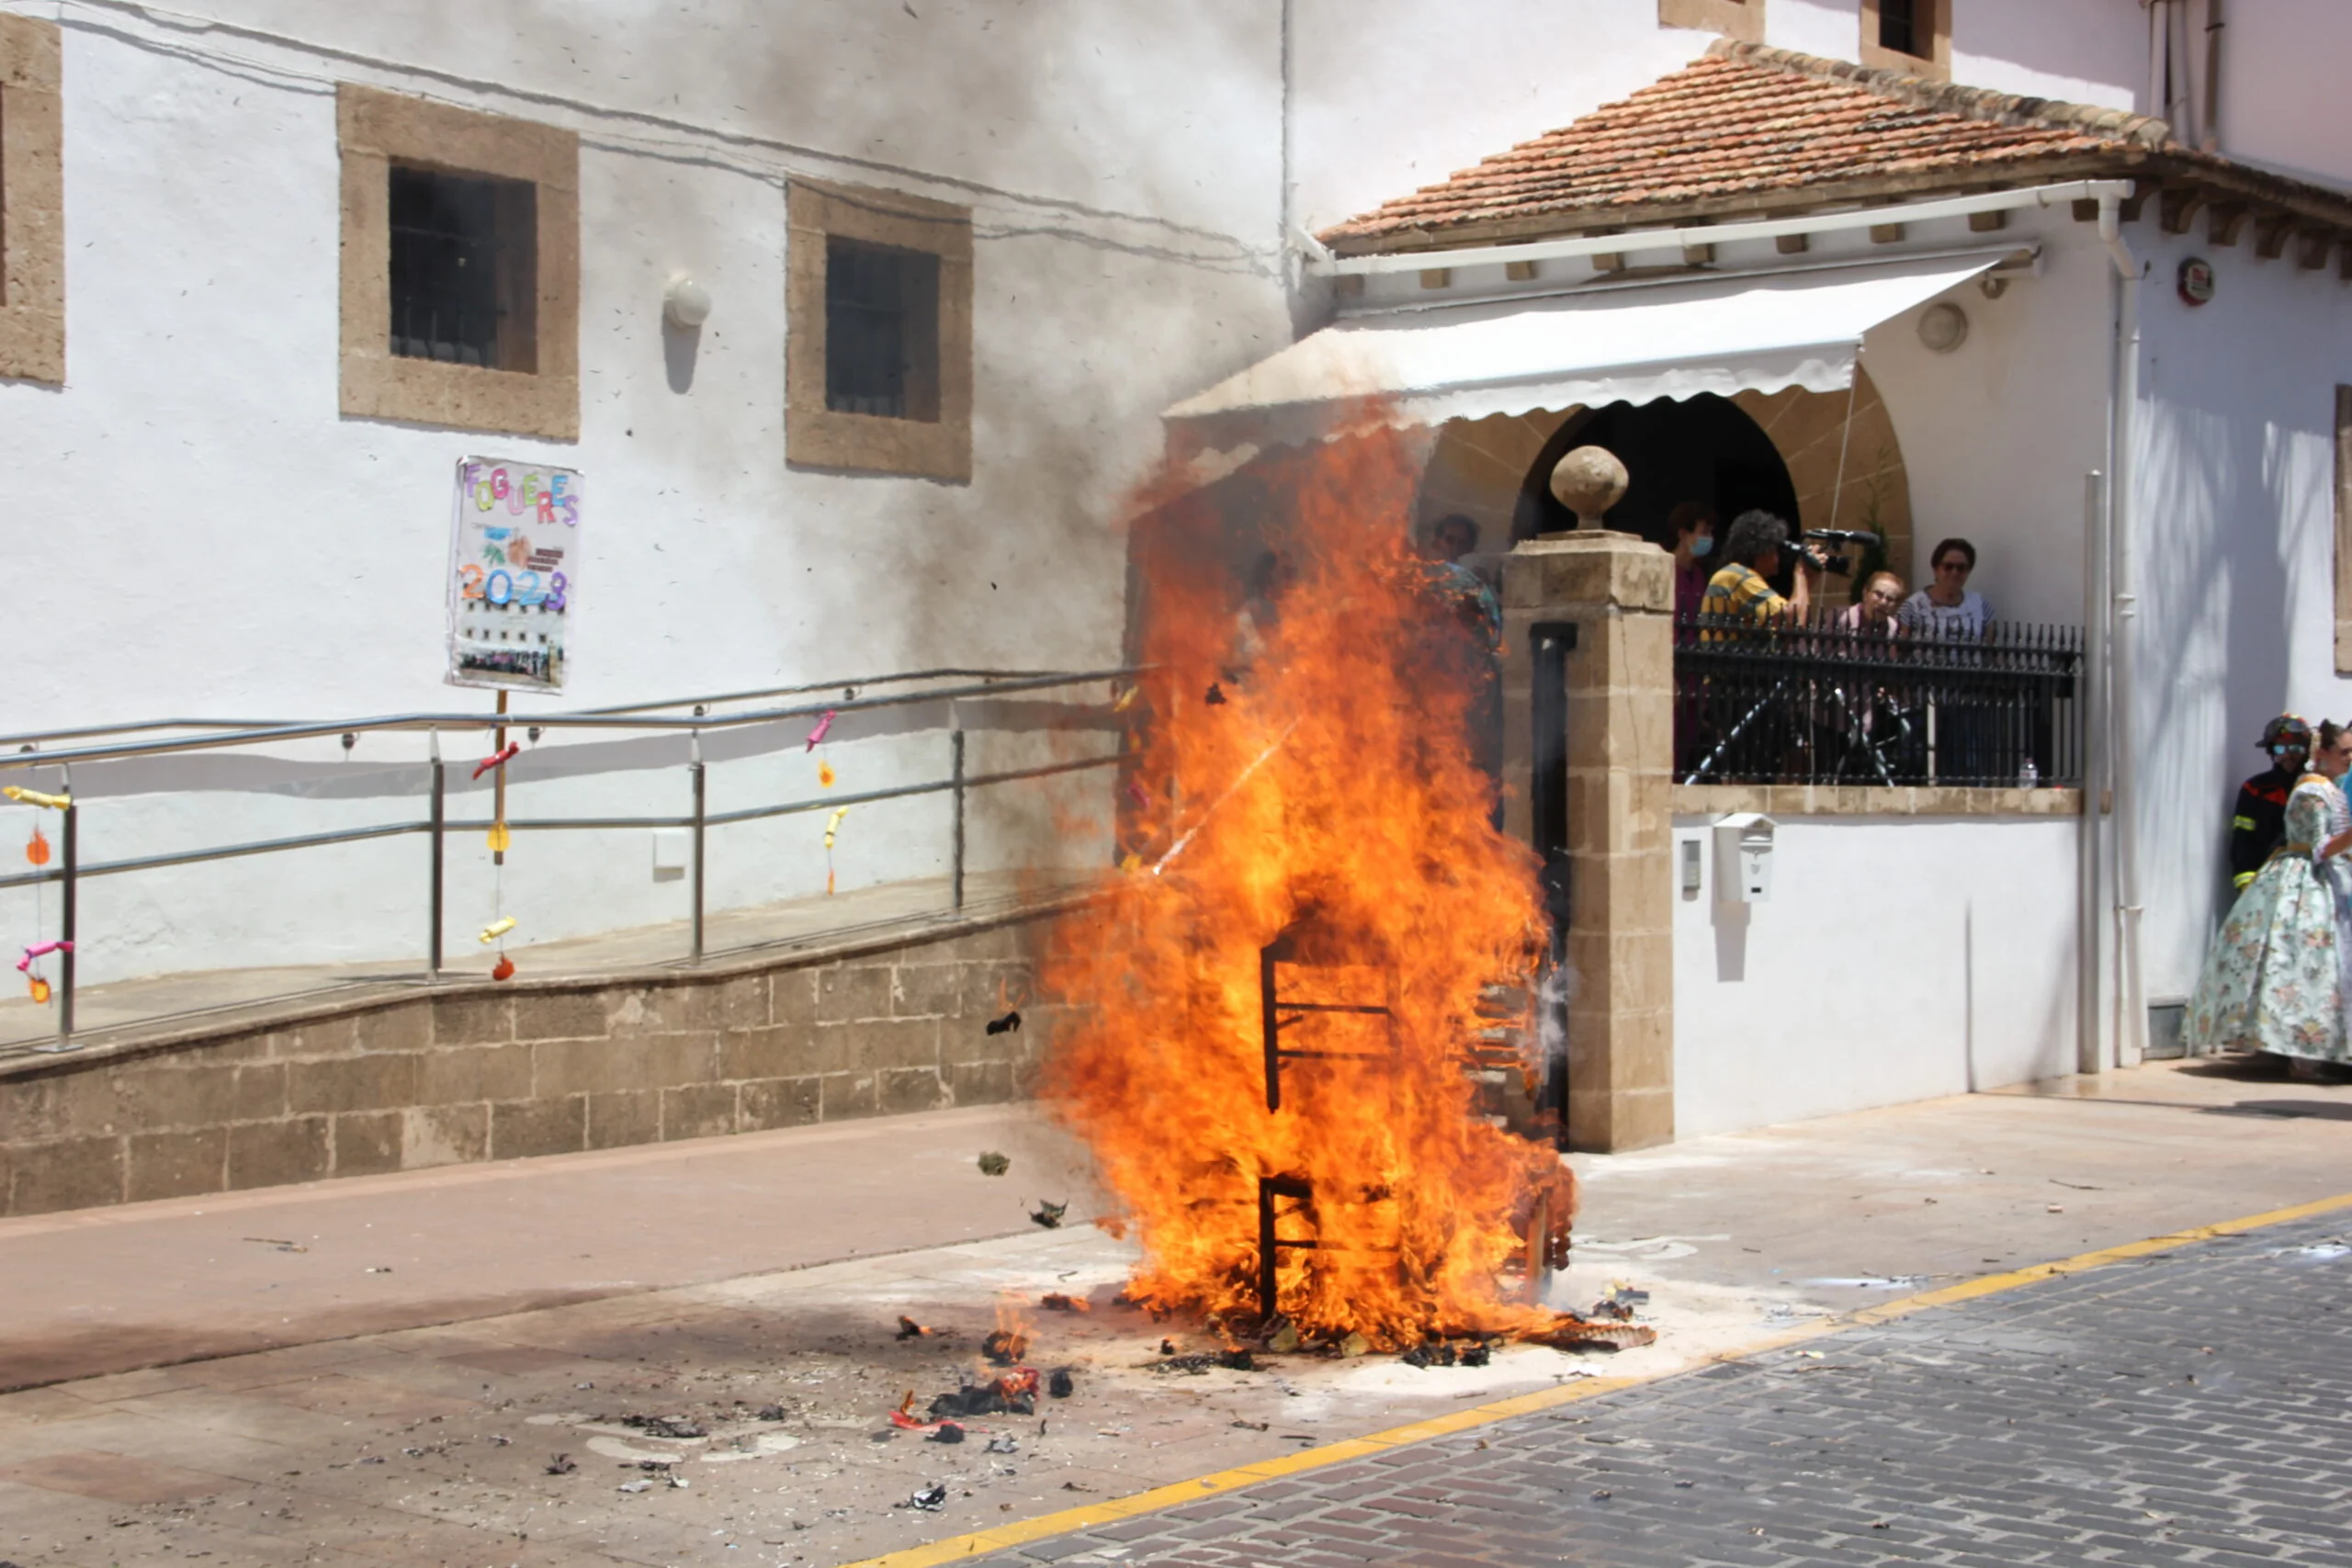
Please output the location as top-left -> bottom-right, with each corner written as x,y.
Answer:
24,828 -> 49,867
818,760 -> 837,789
27,976 -> 51,1005
491,954 -> 516,982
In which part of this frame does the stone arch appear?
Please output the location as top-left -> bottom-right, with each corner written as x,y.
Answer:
1413,366 -> 1912,602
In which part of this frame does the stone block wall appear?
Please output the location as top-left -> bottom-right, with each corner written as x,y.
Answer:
0,912 -> 1058,1217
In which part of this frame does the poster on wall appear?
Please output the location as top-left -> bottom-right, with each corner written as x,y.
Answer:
446,457 -> 582,693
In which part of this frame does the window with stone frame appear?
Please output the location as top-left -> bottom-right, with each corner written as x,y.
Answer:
337,85 -> 579,440
0,13 -> 64,385
1657,0 -> 1764,43
787,178 -> 973,482
1860,0 -> 1951,79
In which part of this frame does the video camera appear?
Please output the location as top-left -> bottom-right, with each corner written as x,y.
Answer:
1792,528 -> 1882,579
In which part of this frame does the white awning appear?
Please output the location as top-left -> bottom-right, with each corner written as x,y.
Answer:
1164,251 -> 2007,450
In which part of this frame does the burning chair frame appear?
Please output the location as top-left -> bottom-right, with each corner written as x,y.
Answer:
1251,919 -> 1567,1328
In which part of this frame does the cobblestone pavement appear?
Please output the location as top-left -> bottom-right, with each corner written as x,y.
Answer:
970,1217 -> 2352,1567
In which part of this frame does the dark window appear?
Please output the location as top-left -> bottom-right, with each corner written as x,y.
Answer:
389,164 -> 536,370
825,237 -> 941,422
1879,0 -> 1921,56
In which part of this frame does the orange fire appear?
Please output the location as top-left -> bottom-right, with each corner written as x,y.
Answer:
1040,423 -> 1584,1350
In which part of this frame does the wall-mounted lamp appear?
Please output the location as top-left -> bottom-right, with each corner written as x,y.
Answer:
663,274 -> 713,330
1917,300 -> 1969,354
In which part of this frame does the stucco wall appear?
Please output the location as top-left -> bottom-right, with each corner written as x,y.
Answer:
0,4 -> 1283,990
1672,814 -> 2080,1138
2128,224 -> 2352,1004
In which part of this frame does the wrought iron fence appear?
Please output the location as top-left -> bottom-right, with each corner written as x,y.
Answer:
1674,611 -> 2082,786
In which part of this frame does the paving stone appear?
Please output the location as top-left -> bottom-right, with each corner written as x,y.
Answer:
963,1215 -> 2352,1568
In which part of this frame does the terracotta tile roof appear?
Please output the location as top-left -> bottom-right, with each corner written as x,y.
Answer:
1322,41 -> 2178,250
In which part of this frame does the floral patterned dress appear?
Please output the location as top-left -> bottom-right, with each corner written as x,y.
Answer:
2186,776 -> 2350,1062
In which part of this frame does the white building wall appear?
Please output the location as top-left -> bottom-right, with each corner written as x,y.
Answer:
2125,227 -> 2352,1004
0,3 -> 1290,992
1857,219 -> 2120,624
1672,815 -> 2080,1137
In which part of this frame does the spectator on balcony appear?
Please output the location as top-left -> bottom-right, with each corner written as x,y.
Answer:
1702,509 -> 1819,628
1901,538 -> 1993,639
1838,570 -> 1905,637
1668,501 -> 1718,623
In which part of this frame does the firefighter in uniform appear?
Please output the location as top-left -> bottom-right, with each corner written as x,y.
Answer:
2228,715 -> 2313,895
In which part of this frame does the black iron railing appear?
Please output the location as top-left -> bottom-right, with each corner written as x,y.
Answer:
1674,611 -> 2083,786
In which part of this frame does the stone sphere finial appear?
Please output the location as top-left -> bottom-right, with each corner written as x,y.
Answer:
1549,446 -> 1629,529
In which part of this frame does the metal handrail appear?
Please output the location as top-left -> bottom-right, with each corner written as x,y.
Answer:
0,665 -> 1135,1055
0,666 -> 1133,773
0,666 -> 1087,753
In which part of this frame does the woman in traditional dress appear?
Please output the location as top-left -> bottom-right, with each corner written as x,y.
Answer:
2186,719 -> 2352,1076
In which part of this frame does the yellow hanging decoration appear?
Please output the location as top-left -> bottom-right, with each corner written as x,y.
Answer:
479,916 -> 517,944
486,823 -> 512,853
1112,686 -> 1139,713
1119,852 -> 1143,874
3,786 -> 70,810
823,806 -> 850,897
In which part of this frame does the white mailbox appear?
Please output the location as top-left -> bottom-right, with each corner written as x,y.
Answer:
1713,813 -> 1775,903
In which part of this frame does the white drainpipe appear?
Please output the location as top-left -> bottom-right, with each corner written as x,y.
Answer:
2099,193 -> 2148,1070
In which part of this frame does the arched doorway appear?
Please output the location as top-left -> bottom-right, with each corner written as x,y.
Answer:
1510,393 -> 1797,548
1413,368 -> 1913,604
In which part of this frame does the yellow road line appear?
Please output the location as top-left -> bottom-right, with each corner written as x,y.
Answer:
840,1189 -> 2352,1568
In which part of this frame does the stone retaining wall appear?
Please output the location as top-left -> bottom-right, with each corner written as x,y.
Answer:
0,912 -> 1057,1217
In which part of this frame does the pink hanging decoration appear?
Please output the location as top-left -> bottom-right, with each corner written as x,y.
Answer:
805,710 -> 836,751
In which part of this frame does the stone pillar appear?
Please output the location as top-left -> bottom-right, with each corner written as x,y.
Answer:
1499,531 -> 1675,1152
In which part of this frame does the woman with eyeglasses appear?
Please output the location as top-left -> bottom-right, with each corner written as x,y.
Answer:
1838,570 -> 1905,636
2186,718 -> 2352,1077
1899,537 -> 1991,638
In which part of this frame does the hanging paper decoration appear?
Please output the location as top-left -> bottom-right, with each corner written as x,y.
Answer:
492,954 -> 516,982
25,827 -> 49,867
1125,780 -> 1150,809
472,741 -> 522,780
1112,686 -> 1139,714
486,823 -> 512,853
2,786 -> 70,810
17,940 -> 69,1007
818,760 -> 837,790
479,916 -> 517,944
805,710 -> 837,751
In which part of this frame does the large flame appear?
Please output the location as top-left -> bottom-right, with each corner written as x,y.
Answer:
1041,423 -> 1578,1349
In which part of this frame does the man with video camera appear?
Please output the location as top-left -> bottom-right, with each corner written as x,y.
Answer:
1700,509 -> 1824,626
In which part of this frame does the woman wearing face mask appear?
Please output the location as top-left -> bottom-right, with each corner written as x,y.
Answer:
1668,502 -> 1718,625
2187,718 -> 2352,1077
